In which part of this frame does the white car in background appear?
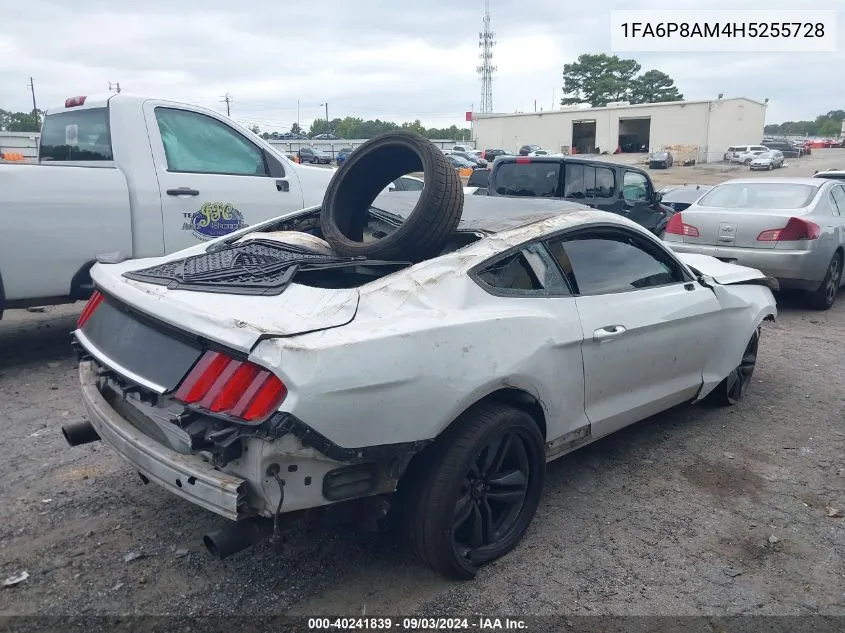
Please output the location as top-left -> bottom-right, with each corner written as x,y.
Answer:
69,193 -> 776,579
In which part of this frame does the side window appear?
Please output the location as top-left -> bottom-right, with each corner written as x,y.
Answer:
622,171 -> 650,202
830,186 -> 845,216
589,167 -> 615,197
154,107 -> 268,176
548,231 -> 684,295
564,163 -> 586,198
476,250 -> 544,292
401,176 -> 424,191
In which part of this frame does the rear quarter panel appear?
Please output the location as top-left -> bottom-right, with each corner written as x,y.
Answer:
249,263 -> 588,449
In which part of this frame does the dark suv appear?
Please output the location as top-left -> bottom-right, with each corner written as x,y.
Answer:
487,156 -> 673,236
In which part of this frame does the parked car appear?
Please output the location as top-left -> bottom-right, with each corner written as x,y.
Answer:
813,169 -> 845,181
657,184 -> 714,211
447,154 -> 477,170
749,150 -> 784,171
298,147 -> 333,164
649,151 -> 674,169
487,155 -> 674,236
528,149 -> 552,157
464,167 -> 491,195
725,145 -> 769,162
69,191 -> 776,579
483,148 -> 510,161
0,93 -> 335,319
312,133 -> 339,140
452,144 -> 474,153
758,140 -> 802,158
518,144 -> 543,156
335,147 -> 354,166
453,151 -> 487,167
663,178 -> 845,309
386,174 -> 425,192
733,149 -> 767,165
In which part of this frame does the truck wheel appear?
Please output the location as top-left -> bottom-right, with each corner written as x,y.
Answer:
404,402 -> 545,579
320,131 -> 463,262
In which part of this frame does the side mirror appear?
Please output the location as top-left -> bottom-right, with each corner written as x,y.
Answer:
653,191 -> 663,203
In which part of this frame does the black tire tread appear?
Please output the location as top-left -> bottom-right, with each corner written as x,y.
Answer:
320,131 -> 463,262
405,402 -> 544,579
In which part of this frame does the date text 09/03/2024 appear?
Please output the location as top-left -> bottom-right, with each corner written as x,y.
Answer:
307,617 -> 528,630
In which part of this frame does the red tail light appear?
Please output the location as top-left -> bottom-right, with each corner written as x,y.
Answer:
173,351 -> 287,423
65,96 -> 87,108
77,291 -> 104,328
664,213 -> 700,237
757,217 -> 820,242
515,157 -> 531,164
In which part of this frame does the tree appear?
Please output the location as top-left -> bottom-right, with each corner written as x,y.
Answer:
261,132 -> 271,140
764,109 -> 845,137
561,54 -> 641,107
560,54 -> 682,107
249,124 -> 261,135
290,122 -> 302,135
629,70 -> 683,105
0,109 -> 42,132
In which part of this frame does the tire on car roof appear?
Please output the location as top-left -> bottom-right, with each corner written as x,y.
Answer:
319,130 -> 464,262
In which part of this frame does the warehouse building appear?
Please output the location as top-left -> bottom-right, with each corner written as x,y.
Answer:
472,97 -> 766,163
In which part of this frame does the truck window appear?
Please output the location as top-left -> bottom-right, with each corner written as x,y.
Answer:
494,162 -> 561,197
39,108 -> 113,162
591,166 -> 615,197
154,108 -> 269,177
622,171 -> 650,202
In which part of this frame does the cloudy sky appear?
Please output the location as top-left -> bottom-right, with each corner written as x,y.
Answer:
1,0 -> 842,132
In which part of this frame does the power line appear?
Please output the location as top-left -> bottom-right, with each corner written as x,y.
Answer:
27,77 -> 37,115
221,92 -> 232,116
477,0 -> 497,113
108,81 -> 121,94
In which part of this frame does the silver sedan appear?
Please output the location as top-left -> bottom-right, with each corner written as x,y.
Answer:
663,177 -> 845,309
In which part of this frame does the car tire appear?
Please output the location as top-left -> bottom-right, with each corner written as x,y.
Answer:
768,164 -> 773,170
320,130 -> 463,262
404,402 -> 545,579
807,251 -> 843,310
744,158 -> 752,166
711,328 -> 760,406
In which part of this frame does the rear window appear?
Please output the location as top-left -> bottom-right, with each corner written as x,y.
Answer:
467,169 -> 490,187
696,183 -> 818,210
39,107 -> 112,161
493,162 -> 561,197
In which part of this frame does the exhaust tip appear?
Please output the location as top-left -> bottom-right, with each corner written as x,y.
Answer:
203,534 -> 221,559
62,421 -> 101,447
202,518 -> 274,560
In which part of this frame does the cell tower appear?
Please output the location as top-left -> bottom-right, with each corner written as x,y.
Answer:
477,0 -> 496,113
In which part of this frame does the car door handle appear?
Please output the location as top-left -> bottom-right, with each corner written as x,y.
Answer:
166,187 -> 200,197
593,325 -> 627,341
276,179 -> 290,192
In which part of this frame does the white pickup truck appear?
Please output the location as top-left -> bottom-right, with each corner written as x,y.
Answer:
0,93 -> 336,318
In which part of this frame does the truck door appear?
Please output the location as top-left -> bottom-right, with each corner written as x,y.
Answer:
142,101 -> 304,253
563,162 -> 618,211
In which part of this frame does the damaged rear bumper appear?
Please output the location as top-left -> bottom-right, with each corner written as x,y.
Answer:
79,361 -> 248,520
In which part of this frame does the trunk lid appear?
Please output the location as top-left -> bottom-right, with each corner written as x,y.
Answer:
675,253 -> 774,286
674,207 -> 809,250
89,260 -> 359,354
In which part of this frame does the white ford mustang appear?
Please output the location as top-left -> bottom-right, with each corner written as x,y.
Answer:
69,193 -> 777,579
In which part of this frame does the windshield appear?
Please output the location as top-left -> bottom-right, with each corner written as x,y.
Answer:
696,183 -> 818,210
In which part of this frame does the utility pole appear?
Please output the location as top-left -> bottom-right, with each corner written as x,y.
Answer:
320,102 -> 329,129
27,77 -> 37,115
108,81 -> 121,94
221,93 -> 232,116
297,99 -> 300,131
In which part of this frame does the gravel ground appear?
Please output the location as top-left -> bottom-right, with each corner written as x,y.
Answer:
1,155 -> 844,618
